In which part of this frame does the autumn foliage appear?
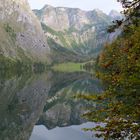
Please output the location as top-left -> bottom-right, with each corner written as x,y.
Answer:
82,0 -> 140,139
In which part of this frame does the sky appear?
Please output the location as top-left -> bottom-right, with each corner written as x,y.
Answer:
28,0 -> 123,14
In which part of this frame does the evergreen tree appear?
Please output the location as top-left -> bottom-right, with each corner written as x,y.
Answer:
81,0 -> 140,139
108,0 -> 140,33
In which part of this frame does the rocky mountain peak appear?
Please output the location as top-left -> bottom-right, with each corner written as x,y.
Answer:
109,10 -> 123,20
33,4 -> 122,62
33,4 -> 116,62
42,4 -> 54,10
33,5 -> 111,31
93,8 -> 105,14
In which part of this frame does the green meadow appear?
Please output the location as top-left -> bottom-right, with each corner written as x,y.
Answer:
52,62 -> 84,72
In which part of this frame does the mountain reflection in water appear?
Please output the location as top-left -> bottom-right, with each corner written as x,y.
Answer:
30,122 -> 103,140
0,70 -> 103,140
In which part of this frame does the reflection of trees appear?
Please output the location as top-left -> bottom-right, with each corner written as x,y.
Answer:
82,61 -> 95,73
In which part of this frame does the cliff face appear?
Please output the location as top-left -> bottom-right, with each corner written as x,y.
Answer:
0,1 -> 122,63
34,5 -> 110,31
33,5 -> 120,62
0,0 -> 50,63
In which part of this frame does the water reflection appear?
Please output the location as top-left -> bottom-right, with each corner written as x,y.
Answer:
0,72 -> 51,140
30,122 -> 102,140
37,71 -> 103,129
0,70 -> 103,140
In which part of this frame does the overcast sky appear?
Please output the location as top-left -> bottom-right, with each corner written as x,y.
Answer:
28,0 -> 123,14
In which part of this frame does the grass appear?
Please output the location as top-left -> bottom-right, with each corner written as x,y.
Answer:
4,23 -> 16,41
52,62 -> 84,72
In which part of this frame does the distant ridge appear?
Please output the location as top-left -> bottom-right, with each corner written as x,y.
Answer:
33,4 -> 122,62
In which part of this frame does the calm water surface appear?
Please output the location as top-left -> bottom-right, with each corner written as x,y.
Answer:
0,70 -> 103,140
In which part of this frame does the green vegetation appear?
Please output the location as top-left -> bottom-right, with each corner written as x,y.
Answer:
41,23 -> 58,35
41,23 -> 69,47
40,17 -> 109,63
33,62 -> 46,73
0,55 -> 14,69
67,26 -> 79,34
52,62 -> 83,72
47,38 -> 85,63
80,26 -> 140,139
94,25 -> 139,139
82,61 -> 96,73
4,23 -> 16,41
0,54 -> 49,75
80,0 -> 140,139
0,55 -> 32,75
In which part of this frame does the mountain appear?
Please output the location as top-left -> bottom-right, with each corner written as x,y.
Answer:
33,5 -> 111,31
109,10 -> 123,20
0,0 -> 50,64
33,5 -> 120,62
0,1 -> 121,64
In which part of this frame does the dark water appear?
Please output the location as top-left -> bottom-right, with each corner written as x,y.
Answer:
0,70 -> 103,140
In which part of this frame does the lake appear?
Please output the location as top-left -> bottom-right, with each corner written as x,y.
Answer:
0,69 -> 103,140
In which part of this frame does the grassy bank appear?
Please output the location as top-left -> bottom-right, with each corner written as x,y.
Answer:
0,55 -> 50,76
52,62 -> 84,72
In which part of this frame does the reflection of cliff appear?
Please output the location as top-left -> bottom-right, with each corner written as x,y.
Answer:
0,70 -> 103,138
0,73 -> 51,140
37,71 -> 103,129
